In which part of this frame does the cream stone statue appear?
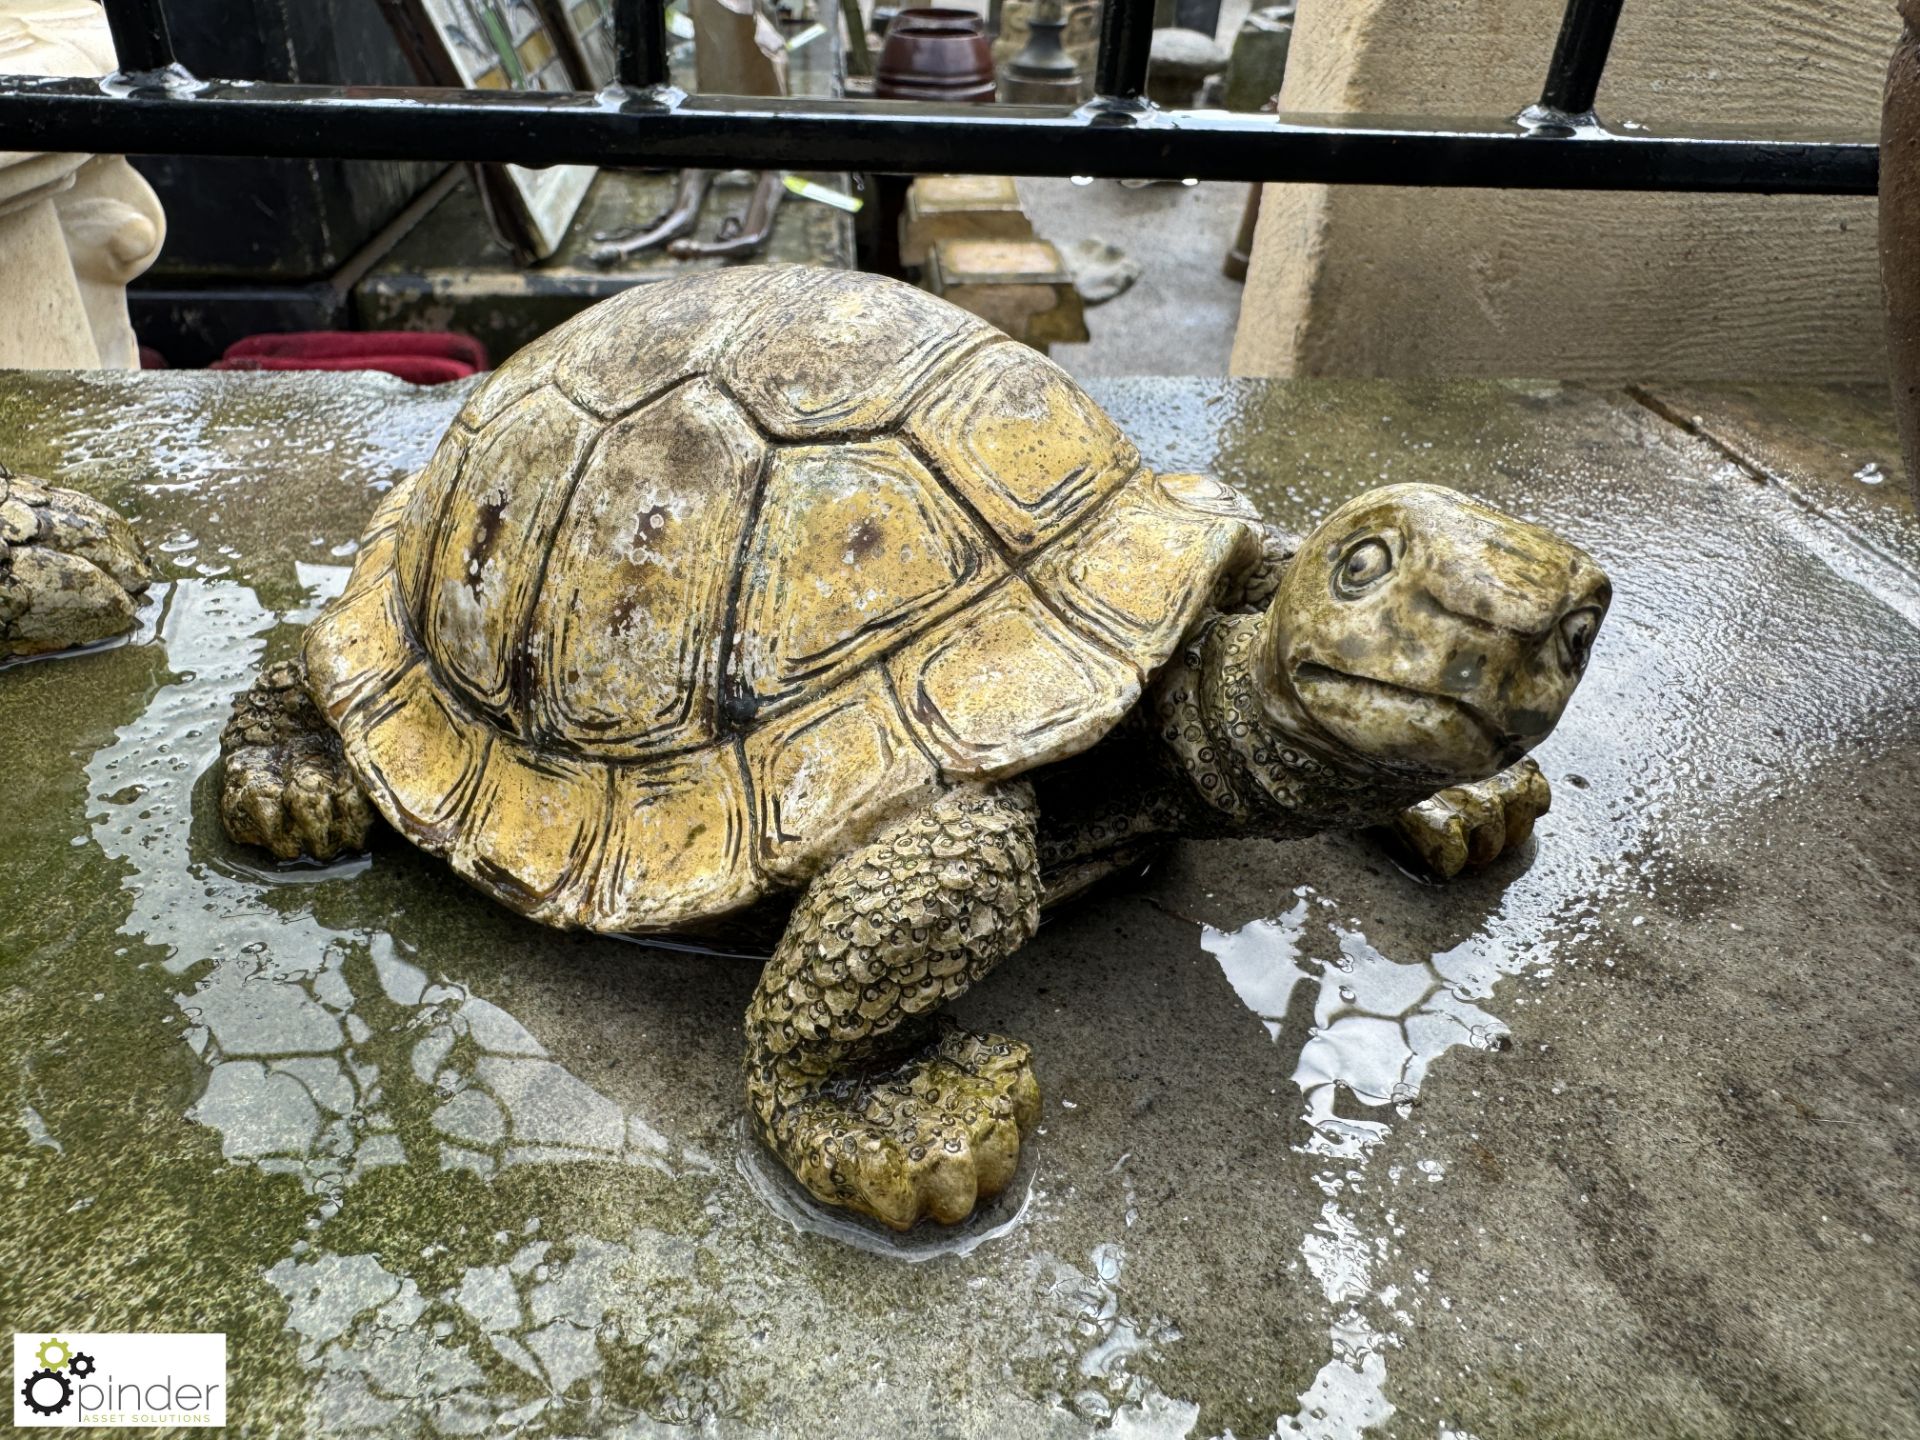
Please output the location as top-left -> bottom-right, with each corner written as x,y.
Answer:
0,0 -> 167,370
0,3 -> 164,662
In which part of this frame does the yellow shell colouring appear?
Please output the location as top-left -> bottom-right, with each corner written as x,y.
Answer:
303,268 -> 1264,932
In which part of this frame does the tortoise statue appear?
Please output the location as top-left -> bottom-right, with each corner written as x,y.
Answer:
1,462 -> 155,663
217,268 -> 1610,1230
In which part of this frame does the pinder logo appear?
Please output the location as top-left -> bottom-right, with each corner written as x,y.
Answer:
12,1333 -> 226,1428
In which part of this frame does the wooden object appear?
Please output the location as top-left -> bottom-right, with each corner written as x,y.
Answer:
899,174 -> 1033,266
377,0 -> 594,262
923,236 -> 1087,353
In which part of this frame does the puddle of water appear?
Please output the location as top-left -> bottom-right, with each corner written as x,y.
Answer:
734,1114 -> 1041,1264
1202,896 -> 1515,1440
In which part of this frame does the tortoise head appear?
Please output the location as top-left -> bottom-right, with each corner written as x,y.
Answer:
1257,483 -> 1610,786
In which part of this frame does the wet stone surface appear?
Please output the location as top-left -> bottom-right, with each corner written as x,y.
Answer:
1,370 -> 1916,1439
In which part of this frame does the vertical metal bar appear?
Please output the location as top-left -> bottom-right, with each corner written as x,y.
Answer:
1538,0 -> 1626,116
617,0 -> 670,88
839,0 -> 873,80
101,0 -> 177,74
1093,0 -> 1155,103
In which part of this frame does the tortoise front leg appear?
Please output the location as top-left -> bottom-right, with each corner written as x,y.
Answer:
1388,758 -> 1552,879
746,782 -> 1044,1231
219,656 -> 377,861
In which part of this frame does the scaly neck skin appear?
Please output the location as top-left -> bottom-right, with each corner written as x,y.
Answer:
1151,612 -> 1436,838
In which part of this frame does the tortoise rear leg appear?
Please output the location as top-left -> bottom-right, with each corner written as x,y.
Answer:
219,656 -> 377,861
746,782 -> 1044,1231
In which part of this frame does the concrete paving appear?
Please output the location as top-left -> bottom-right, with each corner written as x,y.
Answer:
964,0 -> 1258,379
1,370 -> 1915,1439
1016,176 -> 1251,378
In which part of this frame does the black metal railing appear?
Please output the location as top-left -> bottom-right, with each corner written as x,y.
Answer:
1536,0 -> 1626,120
0,0 -> 1879,193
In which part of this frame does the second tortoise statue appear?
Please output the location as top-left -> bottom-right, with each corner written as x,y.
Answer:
0,461 -> 154,662
218,267 -> 1611,1231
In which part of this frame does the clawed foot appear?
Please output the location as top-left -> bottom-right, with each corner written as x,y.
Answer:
760,1027 -> 1041,1231
219,659 -> 376,861
1389,758 -> 1551,879
0,467 -> 154,660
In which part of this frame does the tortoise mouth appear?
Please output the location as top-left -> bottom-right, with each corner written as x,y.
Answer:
1290,662 -> 1531,771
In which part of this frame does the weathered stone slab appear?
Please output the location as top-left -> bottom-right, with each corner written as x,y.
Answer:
0,371 -> 1913,1439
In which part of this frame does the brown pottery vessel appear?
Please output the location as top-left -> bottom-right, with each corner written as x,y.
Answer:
875,7 -> 997,103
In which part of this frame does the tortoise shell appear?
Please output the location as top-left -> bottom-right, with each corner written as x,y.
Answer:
304,268 -> 1263,932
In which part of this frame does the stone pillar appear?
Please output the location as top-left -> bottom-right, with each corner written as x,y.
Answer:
1232,0 -> 1899,382
0,0 -> 167,371
1885,0 -> 1920,504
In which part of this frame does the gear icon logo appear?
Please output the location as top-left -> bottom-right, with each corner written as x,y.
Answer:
19,1367 -> 73,1417
18,1335 -> 85,1418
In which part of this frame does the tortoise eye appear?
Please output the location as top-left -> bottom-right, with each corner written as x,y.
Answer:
1558,606 -> 1600,675
1336,538 -> 1393,595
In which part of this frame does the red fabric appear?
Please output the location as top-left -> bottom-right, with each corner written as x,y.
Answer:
222,330 -> 488,369
138,345 -> 168,370
212,353 -> 476,386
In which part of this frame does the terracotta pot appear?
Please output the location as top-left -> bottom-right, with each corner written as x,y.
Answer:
1884,0 -> 1920,506
875,8 -> 996,103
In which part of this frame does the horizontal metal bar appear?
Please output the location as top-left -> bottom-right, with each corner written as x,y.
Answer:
0,75 -> 1877,193
100,0 -> 176,75
1094,0 -> 1156,103
1539,0 -> 1626,116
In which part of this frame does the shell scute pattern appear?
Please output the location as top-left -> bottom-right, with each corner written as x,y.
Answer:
455,305 -> 589,430
718,267 -> 994,439
351,660 -> 489,848
307,272 -> 1264,932
885,579 -> 1134,778
304,470 -> 418,725
743,669 -> 942,884
396,431 -> 465,617
1026,470 -> 1264,660
451,741 -> 609,924
729,438 -> 1006,715
524,378 -> 766,756
901,341 -> 1138,553
596,745 -> 760,930
419,384 -> 598,732
551,266 -> 805,420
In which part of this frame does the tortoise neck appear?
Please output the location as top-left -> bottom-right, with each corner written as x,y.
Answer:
1153,613 -> 1423,835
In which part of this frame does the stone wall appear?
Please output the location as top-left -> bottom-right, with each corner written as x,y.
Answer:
1230,0 -> 1898,381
